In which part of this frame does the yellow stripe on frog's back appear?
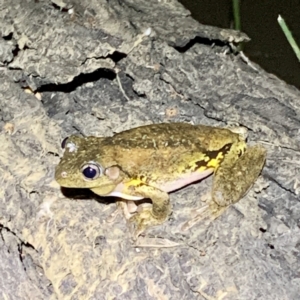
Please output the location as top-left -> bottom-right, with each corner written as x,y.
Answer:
176,143 -> 232,175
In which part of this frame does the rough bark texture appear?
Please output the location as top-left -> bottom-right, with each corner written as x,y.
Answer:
1,0 -> 300,299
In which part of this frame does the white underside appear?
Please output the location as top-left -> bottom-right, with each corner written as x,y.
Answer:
107,191 -> 144,201
106,169 -> 214,201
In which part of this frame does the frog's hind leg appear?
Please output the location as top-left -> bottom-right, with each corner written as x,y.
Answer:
212,144 -> 266,208
182,144 -> 266,231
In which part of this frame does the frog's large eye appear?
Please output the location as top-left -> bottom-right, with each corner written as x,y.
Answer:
81,162 -> 103,180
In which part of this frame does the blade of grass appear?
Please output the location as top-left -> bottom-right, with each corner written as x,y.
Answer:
278,15 -> 300,62
232,0 -> 241,31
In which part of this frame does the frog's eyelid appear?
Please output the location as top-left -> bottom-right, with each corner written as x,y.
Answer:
85,161 -> 103,168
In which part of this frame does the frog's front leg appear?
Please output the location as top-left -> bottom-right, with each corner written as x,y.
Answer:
124,183 -> 171,238
210,144 -> 267,217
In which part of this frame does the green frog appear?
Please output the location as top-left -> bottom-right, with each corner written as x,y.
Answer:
55,123 -> 266,237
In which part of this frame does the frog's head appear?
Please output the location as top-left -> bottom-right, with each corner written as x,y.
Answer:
55,135 -> 123,195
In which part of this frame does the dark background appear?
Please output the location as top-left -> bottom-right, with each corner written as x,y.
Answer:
179,0 -> 300,89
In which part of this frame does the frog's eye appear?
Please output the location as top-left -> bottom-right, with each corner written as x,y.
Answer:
81,162 -> 103,180
61,137 -> 69,149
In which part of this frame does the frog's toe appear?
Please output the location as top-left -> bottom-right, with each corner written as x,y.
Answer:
129,210 -> 150,239
181,204 -> 209,231
181,202 -> 226,231
129,208 -> 164,238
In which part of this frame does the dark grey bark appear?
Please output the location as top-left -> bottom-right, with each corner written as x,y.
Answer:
0,0 -> 299,299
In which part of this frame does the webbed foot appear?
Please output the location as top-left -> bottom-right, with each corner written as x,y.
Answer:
181,202 -> 227,231
129,207 -> 166,239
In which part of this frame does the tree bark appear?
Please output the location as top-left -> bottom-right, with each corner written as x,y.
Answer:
0,0 -> 299,299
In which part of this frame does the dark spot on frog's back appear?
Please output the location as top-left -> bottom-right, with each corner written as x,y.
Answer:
141,174 -> 153,184
221,143 -> 232,153
194,159 -> 209,170
208,143 -> 232,158
192,143 -> 233,171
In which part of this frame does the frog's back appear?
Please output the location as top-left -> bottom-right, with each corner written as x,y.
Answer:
110,123 -> 198,149
95,122 -> 243,177
108,123 -> 240,151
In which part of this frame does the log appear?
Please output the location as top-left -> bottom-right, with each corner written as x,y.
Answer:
0,0 -> 299,299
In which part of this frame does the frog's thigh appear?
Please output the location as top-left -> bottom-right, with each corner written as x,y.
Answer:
213,145 -> 267,207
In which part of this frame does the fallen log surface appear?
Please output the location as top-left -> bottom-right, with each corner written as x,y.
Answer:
0,0 -> 299,299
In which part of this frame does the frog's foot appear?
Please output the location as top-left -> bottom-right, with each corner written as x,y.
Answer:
181,202 -> 226,231
106,200 -> 138,223
120,184 -> 171,239
134,237 -> 181,248
105,202 -> 123,223
129,207 -> 167,239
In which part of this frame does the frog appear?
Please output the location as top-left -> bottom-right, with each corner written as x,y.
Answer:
55,122 -> 266,238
